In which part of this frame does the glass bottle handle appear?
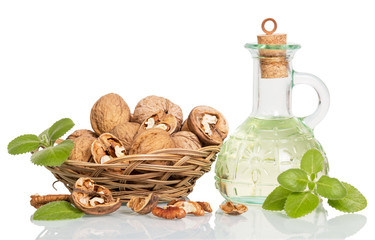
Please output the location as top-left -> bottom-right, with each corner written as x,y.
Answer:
292,71 -> 330,129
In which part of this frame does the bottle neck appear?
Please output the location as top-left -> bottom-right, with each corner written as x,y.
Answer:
251,59 -> 293,118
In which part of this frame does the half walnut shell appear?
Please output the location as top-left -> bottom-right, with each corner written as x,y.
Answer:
183,105 -> 228,146
138,111 -> 179,135
220,201 -> 248,215
91,133 -> 126,164
127,193 -> 159,215
71,177 -> 121,215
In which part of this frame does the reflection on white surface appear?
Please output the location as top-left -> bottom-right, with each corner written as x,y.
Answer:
32,205 -> 214,240
214,203 -> 366,240
32,203 -> 366,240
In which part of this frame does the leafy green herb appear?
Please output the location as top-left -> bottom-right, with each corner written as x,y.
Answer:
300,149 -> 324,174
48,118 -> 74,143
7,118 -> 75,166
328,182 -> 367,213
262,148 -> 367,218
277,169 -> 309,192
7,134 -> 41,155
262,186 -> 291,211
31,140 -> 74,166
33,201 -> 84,221
316,176 -> 347,200
284,192 -> 319,218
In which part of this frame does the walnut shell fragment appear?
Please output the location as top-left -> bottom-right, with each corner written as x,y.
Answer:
69,135 -> 96,162
127,193 -> 159,215
138,111 -> 179,135
132,95 -> 183,127
220,201 -> 248,215
67,129 -> 97,140
110,122 -> 140,151
130,128 -> 175,155
152,206 -> 186,220
183,106 -> 228,146
71,177 -> 121,215
90,93 -> 131,135
171,131 -> 201,150
91,133 -> 126,164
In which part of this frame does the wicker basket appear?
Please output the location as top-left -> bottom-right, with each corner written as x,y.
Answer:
46,145 -> 220,202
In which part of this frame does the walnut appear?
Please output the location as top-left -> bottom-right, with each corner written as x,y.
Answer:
127,193 -> 159,215
67,129 -> 97,140
152,206 -> 186,219
110,122 -> 140,151
197,201 -> 213,213
170,200 -> 205,216
71,177 -> 121,215
90,93 -> 131,135
220,201 -> 248,215
132,96 -> 183,127
138,111 -> 179,135
129,128 -> 175,155
183,106 -> 228,146
91,133 -> 126,164
30,194 -> 71,209
171,131 -> 201,150
167,199 -> 212,213
69,135 -> 96,162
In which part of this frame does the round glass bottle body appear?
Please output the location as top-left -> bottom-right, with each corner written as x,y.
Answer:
215,44 -> 329,204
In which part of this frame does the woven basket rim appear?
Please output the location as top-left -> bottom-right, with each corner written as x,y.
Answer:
62,145 -> 221,166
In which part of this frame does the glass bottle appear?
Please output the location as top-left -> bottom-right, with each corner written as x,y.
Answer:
215,26 -> 330,205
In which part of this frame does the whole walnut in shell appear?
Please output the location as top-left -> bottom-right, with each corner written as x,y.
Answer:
67,129 -> 97,141
69,135 -> 96,162
130,128 -> 175,155
171,131 -> 201,150
110,122 -> 140,151
182,105 -> 228,146
132,95 -> 183,127
90,93 -> 131,135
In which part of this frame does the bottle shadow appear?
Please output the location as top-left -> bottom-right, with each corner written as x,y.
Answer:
32,204 -> 214,240
214,202 -> 366,240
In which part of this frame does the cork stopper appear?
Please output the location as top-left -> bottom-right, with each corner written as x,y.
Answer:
257,18 -> 288,78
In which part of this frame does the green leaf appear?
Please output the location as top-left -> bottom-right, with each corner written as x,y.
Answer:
277,169 -> 309,192
7,134 -> 41,155
284,192 -> 320,218
308,181 -> 315,190
47,118 -> 74,143
328,182 -> 367,213
31,140 -> 74,166
262,186 -> 292,211
33,201 -> 84,221
38,128 -> 50,146
300,149 -> 324,174
317,176 -> 347,200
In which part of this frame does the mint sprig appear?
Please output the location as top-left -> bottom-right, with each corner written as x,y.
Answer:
262,149 -> 367,218
7,118 -> 75,166
33,201 -> 84,221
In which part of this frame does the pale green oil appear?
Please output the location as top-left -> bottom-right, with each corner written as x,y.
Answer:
215,117 -> 328,205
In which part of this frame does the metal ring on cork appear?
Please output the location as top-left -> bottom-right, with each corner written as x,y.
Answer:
261,18 -> 277,35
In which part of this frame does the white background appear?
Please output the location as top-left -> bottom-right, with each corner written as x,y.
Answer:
0,0 -> 374,239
